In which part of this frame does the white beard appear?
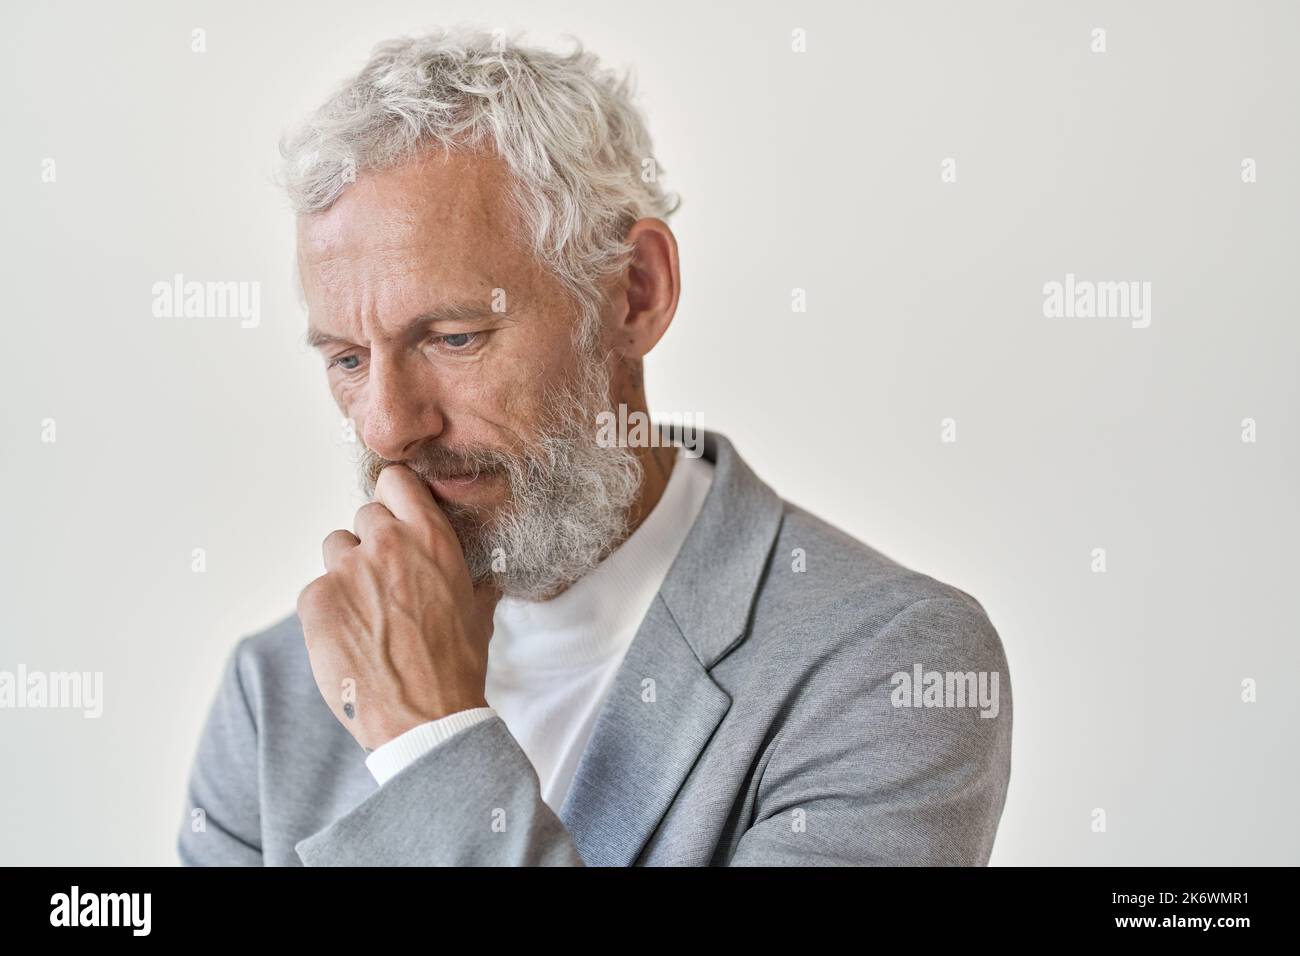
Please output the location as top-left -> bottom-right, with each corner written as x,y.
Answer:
356,351 -> 642,601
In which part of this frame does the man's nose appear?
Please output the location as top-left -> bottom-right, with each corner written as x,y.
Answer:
361,351 -> 445,461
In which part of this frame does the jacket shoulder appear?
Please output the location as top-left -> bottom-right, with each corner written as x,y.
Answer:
743,500 -> 1009,681
774,500 -> 994,618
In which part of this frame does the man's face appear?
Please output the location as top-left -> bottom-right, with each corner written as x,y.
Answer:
297,148 -> 641,599
299,149 -> 584,508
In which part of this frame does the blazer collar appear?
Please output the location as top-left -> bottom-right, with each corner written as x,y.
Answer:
657,427 -> 785,668
559,428 -> 785,864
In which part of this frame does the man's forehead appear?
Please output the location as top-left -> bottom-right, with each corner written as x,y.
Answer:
297,149 -> 519,262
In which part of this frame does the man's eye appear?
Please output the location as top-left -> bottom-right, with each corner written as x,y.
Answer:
436,332 -> 478,349
329,354 -> 362,371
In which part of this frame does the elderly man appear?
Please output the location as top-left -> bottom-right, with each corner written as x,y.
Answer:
178,29 -> 1012,866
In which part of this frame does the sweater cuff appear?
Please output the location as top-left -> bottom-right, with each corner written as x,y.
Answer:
364,707 -> 498,786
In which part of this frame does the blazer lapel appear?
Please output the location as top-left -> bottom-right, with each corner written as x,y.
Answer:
559,595 -> 730,866
559,429 -> 785,865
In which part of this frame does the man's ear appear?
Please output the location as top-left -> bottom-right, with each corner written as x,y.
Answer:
610,218 -> 680,360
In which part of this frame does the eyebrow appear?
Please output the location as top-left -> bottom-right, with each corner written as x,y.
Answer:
304,303 -> 505,350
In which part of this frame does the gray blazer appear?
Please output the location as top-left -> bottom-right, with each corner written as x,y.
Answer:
178,430 -> 1012,866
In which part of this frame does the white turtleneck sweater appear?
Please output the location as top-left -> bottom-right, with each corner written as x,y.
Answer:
364,446 -> 715,814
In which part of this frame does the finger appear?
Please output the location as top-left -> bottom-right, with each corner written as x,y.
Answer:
374,464 -> 454,536
322,529 -> 360,570
353,500 -> 397,541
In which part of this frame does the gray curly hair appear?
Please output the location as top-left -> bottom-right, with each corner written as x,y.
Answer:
279,28 -> 680,343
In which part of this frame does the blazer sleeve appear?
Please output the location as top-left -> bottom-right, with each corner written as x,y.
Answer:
728,596 -> 1013,866
293,716 -> 585,866
177,638 -> 265,866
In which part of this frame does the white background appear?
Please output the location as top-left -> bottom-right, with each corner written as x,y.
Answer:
1,0 -> 1297,864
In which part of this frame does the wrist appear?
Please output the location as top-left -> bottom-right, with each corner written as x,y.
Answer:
371,698 -> 489,749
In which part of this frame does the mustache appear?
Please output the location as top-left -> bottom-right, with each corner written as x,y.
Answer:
359,442 -> 512,490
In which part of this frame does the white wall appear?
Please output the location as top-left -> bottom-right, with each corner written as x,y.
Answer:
1,0 -> 1296,864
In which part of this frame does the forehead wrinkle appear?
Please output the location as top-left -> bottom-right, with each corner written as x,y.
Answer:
299,151 -> 548,347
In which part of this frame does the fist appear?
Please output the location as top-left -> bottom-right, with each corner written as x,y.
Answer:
297,464 -> 500,751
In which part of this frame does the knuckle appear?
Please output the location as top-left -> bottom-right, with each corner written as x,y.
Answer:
417,523 -> 447,556
297,577 -> 327,615
367,522 -> 401,551
432,528 -> 466,565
